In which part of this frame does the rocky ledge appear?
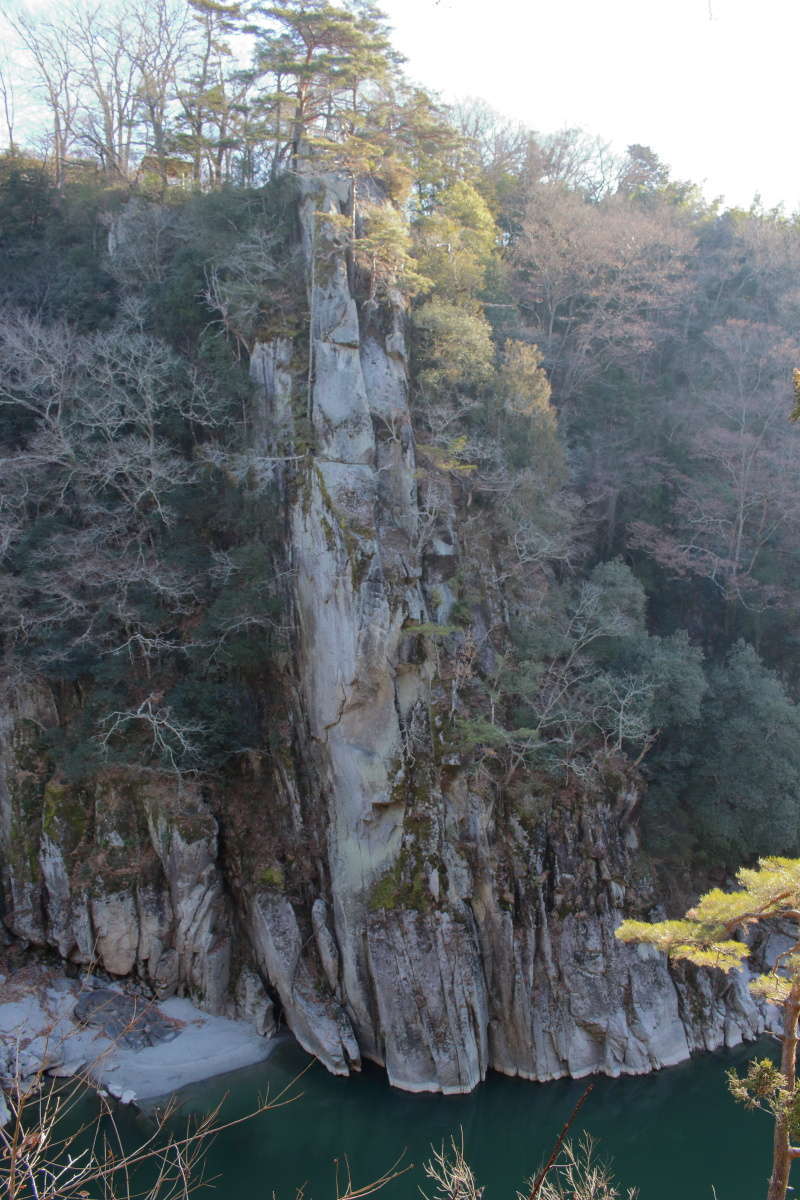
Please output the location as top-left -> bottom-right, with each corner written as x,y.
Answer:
0,963 -> 275,1112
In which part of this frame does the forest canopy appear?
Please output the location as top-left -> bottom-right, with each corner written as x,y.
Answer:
2,0 -> 800,873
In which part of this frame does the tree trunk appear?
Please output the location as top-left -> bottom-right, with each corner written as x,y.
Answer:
768,983 -> 800,1200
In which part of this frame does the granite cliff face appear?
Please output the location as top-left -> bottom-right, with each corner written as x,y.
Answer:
0,176 -> 774,1093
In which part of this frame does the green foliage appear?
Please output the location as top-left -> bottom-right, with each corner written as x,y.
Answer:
414,180 -> 497,300
615,917 -> 699,952
727,1057 -> 800,1150
607,630 -> 706,729
791,368 -> 800,422
497,340 -> 552,414
0,241 -> 285,777
670,941 -> 751,971
451,717 -> 538,753
259,865 -> 285,890
736,857 -> 800,904
682,643 -> 800,860
252,0 -> 400,162
353,203 -> 431,301
0,162 -> 119,329
495,339 -> 564,481
688,886 -> 761,926
412,299 -> 495,402
0,214 -> 281,801
639,632 -> 706,728
642,641 -> 800,864
7,2 -> 800,887
368,856 -> 429,913
749,974 -> 794,1006
619,858 -> 800,1199
617,856 -> 800,972
405,622 -> 460,638
368,866 -> 404,911
587,561 -> 647,635
0,153 -> 56,243
415,436 -> 477,474
105,181 -> 302,352
166,677 -> 262,764
192,539 -> 284,669
496,557 -> 713,785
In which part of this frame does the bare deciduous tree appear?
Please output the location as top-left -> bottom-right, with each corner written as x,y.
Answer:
7,11 -> 81,186
0,57 -> 17,151
130,0 -> 193,185
629,319 -> 800,610
513,183 -> 693,403
0,306 -> 224,669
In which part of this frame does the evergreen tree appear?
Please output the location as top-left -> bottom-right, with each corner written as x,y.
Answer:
176,0 -> 249,185
617,858 -> 800,1200
682,643 -> 800,861
414,179 -> 497,301
250,0 -> 400,171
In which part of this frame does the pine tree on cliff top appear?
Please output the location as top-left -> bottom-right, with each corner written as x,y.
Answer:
250,0 -> 401,171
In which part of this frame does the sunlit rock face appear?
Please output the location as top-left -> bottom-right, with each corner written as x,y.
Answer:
0,179 -> 773,1094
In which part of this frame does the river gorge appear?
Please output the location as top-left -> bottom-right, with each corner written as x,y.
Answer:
111,1035 -> 773,1199
3,26 -> 800,1192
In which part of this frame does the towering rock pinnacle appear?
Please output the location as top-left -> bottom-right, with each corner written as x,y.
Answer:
0,178 -> 774,1093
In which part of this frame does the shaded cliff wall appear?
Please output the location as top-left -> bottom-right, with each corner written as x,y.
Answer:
0,177 -> 773,1092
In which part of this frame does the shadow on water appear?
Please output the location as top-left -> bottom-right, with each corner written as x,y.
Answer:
109,1035 -> 776,1200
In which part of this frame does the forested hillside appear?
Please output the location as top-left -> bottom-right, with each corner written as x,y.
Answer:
0,0 -> 798,1091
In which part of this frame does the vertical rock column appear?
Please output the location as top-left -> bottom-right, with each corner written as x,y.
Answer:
254,172 -> 489,1092
286,175 -> 426,1067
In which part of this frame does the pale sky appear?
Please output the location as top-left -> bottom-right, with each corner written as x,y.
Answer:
380,0 -> 798,212
4,0 -> 795,211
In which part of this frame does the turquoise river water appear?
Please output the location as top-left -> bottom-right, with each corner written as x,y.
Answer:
105,1035 -> 781,1200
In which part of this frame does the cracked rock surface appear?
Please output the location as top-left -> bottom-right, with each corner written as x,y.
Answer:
0,176 -> 778,1094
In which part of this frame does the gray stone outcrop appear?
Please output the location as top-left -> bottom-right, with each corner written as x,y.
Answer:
0,180 -> 776,1092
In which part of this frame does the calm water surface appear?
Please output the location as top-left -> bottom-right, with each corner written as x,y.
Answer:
108,1036 -> 778,1200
